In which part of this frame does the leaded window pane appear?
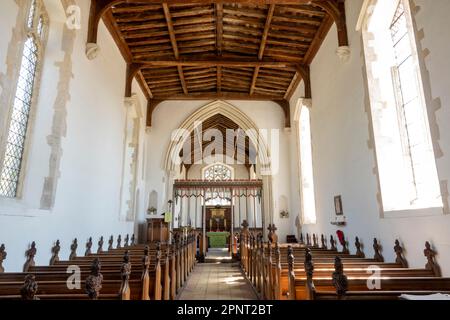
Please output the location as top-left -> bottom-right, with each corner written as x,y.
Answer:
0,0 -> 45,198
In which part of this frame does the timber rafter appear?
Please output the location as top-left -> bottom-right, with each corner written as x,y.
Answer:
88,0 -> 349,128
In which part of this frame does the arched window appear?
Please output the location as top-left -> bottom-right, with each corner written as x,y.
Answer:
298,105 -> 316,224
360,0 -> 442,213
202,163 -> 233,206
203,163 -> 233,181
0,0 -> 47,198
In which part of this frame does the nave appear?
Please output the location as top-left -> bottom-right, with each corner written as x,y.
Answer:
178,249 -> 257,300
1,0 -> 450,304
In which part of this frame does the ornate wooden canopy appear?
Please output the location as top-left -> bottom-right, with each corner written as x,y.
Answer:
87,1 -> 348,127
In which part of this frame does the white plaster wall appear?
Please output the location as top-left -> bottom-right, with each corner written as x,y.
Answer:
295,0 -> 450,275
142,100 -> 293,240
0,1 -> 147,271
0,1 -> 18,80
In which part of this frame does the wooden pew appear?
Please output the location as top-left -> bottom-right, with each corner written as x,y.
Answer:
287,245 -> 450,300
0,231 -> 198,300
0,254 -> 140,300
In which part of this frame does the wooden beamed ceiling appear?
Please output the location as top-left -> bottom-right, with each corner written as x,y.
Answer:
179,113 -> 256,170
88,0 -> 348,127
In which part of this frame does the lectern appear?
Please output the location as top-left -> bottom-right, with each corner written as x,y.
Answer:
147,218 -> 169,243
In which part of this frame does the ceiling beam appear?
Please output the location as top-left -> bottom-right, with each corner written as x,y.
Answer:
303,14 -> 334,65
162,3 -> 188,95
258,4 -> 275,60
251,4 -> 275,95
87,0 -> 349,62
216,3 -> 223,56
217,66 -> 222,93
136,58 -> 298,68
146,93 -> 291,127
250,67 -> 260,95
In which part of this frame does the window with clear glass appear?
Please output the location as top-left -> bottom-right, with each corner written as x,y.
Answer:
204,164 -> 233,181
203,163 -> 233,206
0,0 -> 47,198
298,106 -> 316,224
362,0 -> 442,212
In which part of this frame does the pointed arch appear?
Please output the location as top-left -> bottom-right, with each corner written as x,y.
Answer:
163,100 -> 272,176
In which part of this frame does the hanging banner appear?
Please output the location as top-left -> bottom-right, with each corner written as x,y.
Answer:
164,211 -> 172,223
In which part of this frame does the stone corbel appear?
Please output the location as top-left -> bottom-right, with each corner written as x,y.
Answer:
85,43 -> 100,60
336,46 -> 351,63
124,94 -> 142,120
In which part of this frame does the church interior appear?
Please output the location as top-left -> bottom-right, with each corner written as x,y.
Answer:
1,0 -> 450,301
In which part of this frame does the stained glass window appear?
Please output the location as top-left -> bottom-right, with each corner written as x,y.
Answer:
0,0 -> 47,198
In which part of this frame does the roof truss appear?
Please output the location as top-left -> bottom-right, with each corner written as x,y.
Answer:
87,0 -> 349,128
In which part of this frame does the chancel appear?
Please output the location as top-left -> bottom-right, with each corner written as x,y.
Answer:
0,0 -> 450,302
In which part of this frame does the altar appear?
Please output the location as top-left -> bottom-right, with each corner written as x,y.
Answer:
207,232 -> 230,248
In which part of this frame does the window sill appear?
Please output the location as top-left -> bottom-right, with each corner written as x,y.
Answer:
382,207 -> 444,219
0,197 -> 51,217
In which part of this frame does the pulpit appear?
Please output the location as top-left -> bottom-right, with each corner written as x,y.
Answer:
147,218 -> 169,243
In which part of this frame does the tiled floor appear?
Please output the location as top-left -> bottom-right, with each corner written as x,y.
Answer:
177,253 -> 258,300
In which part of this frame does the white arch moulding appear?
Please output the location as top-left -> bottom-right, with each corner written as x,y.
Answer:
162,100 -> 275,239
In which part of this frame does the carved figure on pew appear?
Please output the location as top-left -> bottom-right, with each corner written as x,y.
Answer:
355,237 -> 365,258
330,235 -> 337,251
108,235 -> 114,250
424,241 -> 441,277
85,237 -> 93,256
69,238 -> 78,261
0,244 -> 6,273
97,236 -> 104,254
117,235 -> 122,249
21,274 -> 39,300
394,239 -> 408,268
23,241 -> 37,272
268,224 -> 278,243
130,234 -> 136,246
49,240 -> 61,265
304,248 -> 316,300
313,234 -> 318,247
141,246 -> 150,300
321,234 -> 327,249
287,245 -> 295,300
86,258 -> 103,300
373,238 -> 384,262
304,248 -> 314,279
119,251 -> 131,300
332,257 -> 348,298
306,233 -> 311,246
124,234 -> 129,247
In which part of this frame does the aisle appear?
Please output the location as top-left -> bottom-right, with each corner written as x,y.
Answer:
177,252 -> 258,300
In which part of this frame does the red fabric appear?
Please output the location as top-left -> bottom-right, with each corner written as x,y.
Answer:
336,230 -> 345,246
